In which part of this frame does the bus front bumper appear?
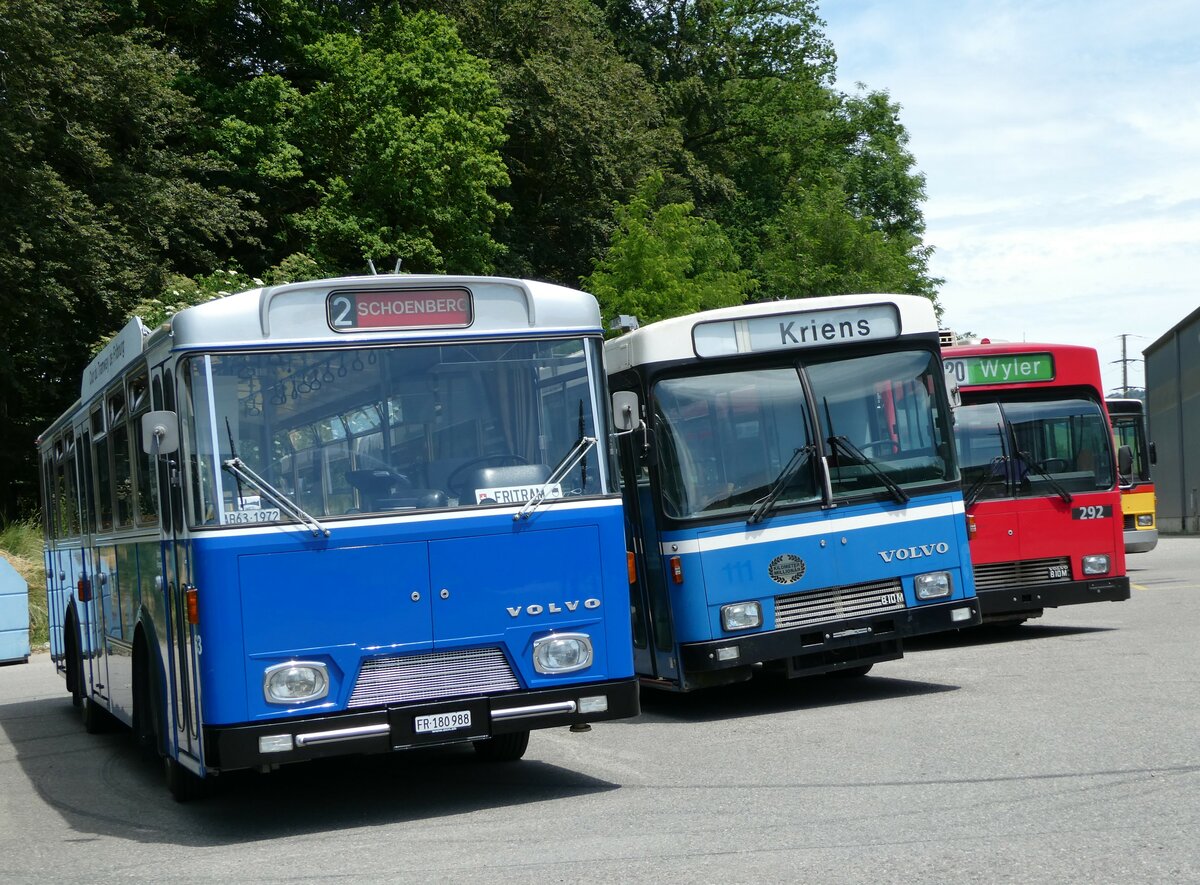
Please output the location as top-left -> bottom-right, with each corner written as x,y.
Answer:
977,576 -> 1131,619
1124,527 -> 1159,554
678,597 -> 982,679
204,676 -> 640,772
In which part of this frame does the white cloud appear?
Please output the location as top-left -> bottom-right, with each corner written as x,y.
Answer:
819,0 -> 1200,392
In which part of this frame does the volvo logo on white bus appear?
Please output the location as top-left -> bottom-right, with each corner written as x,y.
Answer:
877,541 -> 950,563
507,598 -> 602,617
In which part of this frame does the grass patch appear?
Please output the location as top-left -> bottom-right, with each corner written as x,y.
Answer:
0,516 -> 48,649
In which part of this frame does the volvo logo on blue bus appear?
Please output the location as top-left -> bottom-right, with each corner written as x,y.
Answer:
877,541 -> 951,563
507,598 -> 602,617
768,554 -> 806,584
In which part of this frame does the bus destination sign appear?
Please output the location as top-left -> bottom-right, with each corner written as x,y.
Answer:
944,353 -> 1055,387
327,288 -> 473,332
692,303 -> 901,358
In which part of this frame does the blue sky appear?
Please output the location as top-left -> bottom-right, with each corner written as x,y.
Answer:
818,0 -> 1200,394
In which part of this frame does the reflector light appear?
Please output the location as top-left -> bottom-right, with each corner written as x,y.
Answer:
627,551 -> 637,584
578,695 -> 609,714
259,734 -> 294,753
966,514 -> 977,538
77,577 -> 92,603
670,555 -> 683,584
185,585 -> 199,625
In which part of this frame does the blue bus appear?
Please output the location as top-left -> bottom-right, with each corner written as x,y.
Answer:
38,274 -> 638,799
606,295 -> 981,690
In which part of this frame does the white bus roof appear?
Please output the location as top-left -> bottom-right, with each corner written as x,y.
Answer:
167,274 -> 601,350
605,294 -> 938,372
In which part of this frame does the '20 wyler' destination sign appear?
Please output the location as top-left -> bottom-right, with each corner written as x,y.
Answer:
943,353 -> 1055,387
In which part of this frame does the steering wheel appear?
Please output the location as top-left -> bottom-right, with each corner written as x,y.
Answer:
858,439 -> 897,458
445,454 -> 530,498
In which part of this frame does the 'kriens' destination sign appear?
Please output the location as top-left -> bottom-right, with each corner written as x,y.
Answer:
943,353 -> 1055,386
692,303 -> 901,358
327,288 -> 473,332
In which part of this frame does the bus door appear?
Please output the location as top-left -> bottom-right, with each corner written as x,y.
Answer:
150,366 -> 202,766
618,429 -> 679,684
75,427 -> 108,701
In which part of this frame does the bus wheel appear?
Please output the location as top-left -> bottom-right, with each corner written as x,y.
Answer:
473,730 -> 530,762
65,626 -> 82,708
81,693 -> 113,734
829,664 -> 873,678
164,756 -> 207,803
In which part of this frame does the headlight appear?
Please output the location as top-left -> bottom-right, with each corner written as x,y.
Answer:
914,571 -> 952,600
721,601 -> 762,631
264,661 -> 329,704
1137,515 -> 1153,527
1082,554 -> 1111,575
533,633 -> 593,674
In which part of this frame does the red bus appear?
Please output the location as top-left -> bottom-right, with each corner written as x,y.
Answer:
1106,397 -> 1158,553
942,341 -> 1130,623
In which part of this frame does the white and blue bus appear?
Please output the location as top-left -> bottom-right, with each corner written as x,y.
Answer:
607,295 -> 981,690
38,274 -> 638,799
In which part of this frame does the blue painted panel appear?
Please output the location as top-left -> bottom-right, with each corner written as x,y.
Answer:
430,524 -> 610,685
191,500 -> 632,725
0,557 -> 30,663
657,492 -> 975,642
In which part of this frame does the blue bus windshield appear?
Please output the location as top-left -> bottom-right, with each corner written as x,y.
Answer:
181,338 -> 609,526
653,349 -> 953,520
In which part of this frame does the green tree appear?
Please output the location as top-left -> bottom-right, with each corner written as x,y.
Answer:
584,172 -> 754,326
290,9 -> 511,273
434,0 -> 673,283
756,175 -> 939,302
0,0 -> 254,519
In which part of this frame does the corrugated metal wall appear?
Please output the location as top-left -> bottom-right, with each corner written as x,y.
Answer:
1145,306 -> 1200,534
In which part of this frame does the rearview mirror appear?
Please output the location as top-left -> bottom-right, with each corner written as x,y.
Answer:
611,391 -> 642,433
1117,444 -> 1133,480
142,410 -> 179,455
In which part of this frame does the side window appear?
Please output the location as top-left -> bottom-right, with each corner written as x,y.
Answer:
92,406 -> 113,532
109,388 -> 133,528
63,430 -> 81,536
129,369 -> 158,526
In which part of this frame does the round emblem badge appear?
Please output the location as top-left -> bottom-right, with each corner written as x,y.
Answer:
768,553 -> 806,584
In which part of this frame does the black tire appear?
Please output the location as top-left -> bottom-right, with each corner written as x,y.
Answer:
473,730 -> 530,762
132,642 -> 157,755
65,617 -> 82,708
164,755 -> 207,803
829,664 -> 873,678
80,693 -> 113,734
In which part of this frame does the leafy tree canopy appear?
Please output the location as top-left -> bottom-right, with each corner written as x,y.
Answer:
584,171 -> 754,327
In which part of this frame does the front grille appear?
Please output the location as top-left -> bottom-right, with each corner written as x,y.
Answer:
347,647 -> 520,708
973,557 -> 1071,593
1124,514 -> 1135,530
775,577 -> 906,630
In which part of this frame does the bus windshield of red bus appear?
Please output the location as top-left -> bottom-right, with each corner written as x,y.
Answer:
956,395 -> 1115,502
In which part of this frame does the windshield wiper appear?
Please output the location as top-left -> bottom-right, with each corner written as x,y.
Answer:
1004,421 -> 1073,504
516,435 -> 598,521
964,457 -> 1006,507
828,435 -> 909,505
222,457 -> 330,537
748,445 -> 816,525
